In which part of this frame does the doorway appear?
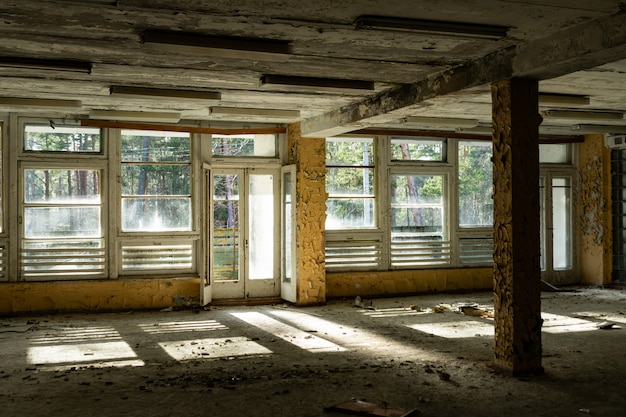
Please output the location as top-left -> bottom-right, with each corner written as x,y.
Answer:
540,173 -> 577,284
208,168 -> 280,300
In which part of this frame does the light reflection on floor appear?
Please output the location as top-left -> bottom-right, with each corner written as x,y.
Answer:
158,336 -> 272,361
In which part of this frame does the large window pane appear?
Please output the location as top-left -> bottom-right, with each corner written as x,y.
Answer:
212,134 -> 277,157
458,141 -> 493,227
24,169 -> 100,203
540,144 -> 571,164
24,124 -> 101,153
390,174 -> 444,237
25,207 -> 100,238
326,137 -> 375,229
213,174 -> 240,281
391,137 -> 445,161
122,198 -> 191,231
553,177 -> 572,270
249,174 -> 274,280
121,130 -> 192,232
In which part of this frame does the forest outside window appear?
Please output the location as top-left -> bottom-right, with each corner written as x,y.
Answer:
212,134 -> 277,157
24,124 -> 101,153
325,137 -> 375,229
458,141 -> 493,228
121,130 -> 192,232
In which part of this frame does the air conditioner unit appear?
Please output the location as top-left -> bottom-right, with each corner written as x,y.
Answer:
605,134 -> 626,149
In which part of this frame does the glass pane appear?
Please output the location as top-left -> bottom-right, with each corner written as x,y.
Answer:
212,134 -> 277,157
213,174 -> 239,281
540,177 -> 546,271
122,198 -> 191,231
121,165 -> 190,196
326,167 -> 374,195
326,198 -> 375,229
540,144 -> 571,164
458,141 -> 493,227
24,207 -> 101,238
121,131 -> 190,162
553,177 -> 572,270
24,124 -> 101,153
326,137 -> 374,166
249,174 -> 274,280
24,169 -> 101,203
390,137 -> 445,161
283,171 -> 293,283
390,174 -> 444,238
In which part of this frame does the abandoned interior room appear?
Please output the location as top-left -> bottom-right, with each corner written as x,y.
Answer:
1,1 -> 626,416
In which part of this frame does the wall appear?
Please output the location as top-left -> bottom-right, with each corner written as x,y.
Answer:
578,134 -> 613,285
326,267 -> 492,298
0,278 -> 199,315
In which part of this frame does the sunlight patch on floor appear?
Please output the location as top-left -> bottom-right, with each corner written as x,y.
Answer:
407,320 -> 494,338
158,336 -> 272,361
231,311 -> 346,352
28,341 -> 142,368
139,320 -> 228,334
541,312 -> 600,333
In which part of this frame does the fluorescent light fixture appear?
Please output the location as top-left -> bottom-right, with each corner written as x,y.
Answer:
353,15 -> 509,40
538,94 -> 590,106
142,30 -> 293,61
572,124 -> 626,134
110,86 -> 221,101
260,74 -> 374,92
0,97 -> 82,108
403,116 -> 480,128
456,126 -> 492,135
89,110 -> 181,123
542,110 -> 623,121
0,57 -> 92,74
210,106 -> 300,119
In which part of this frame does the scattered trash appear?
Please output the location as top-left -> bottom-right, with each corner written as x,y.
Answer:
325,399 -> 419,417
160,306 -> 174,312
354,296 -> 376,310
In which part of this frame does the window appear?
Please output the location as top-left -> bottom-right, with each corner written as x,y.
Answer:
325,137 -> 375,229
21,167 -> 105,279
390,173 -> 449,267
24,124 -> 101,153
390,137 -> 446,162
458,141 -> 493,227
121,130 -> 191,232
212,134 -> 277,157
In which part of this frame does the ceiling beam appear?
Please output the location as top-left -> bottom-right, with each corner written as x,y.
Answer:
300,48 -> 515,137
301,10 -> 626,138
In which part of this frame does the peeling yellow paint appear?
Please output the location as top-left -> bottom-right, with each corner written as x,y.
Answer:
0,278 -> 199,314
578,134 -> 612,285
288,123 -> 327,305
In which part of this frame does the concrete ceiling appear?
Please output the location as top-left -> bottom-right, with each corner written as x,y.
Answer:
2,0 -> 626,137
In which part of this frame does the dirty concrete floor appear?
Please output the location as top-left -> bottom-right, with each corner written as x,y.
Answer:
1,287 -> 624,417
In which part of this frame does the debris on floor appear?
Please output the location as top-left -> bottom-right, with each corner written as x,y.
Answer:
325,399 -> 419,417
596,321 -> 620,330
355,296 -> 376,310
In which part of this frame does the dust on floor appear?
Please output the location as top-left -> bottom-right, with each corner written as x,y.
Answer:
0,287 -> 624,417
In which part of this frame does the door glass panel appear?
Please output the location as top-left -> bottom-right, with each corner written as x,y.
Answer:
213,174 -> 240,281
539,177 -> 546,271
249,174 -> 274,280
282,171 -> 293,284
552,177 -> 572,270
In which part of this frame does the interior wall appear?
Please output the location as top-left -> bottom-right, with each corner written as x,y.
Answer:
578,134 -> 613,285
0,278 -> 199,315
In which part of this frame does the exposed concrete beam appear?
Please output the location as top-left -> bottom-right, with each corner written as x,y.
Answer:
301,10 -> 626,138
514,10 -> 626,79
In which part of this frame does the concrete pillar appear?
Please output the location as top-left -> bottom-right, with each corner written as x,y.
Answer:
491,78 -> 544,375
579,134 -> 612,285
287,122 -> 327,305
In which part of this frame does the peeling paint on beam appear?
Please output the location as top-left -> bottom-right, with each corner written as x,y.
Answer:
300,48 -> 515,137
514,10 -> 626,79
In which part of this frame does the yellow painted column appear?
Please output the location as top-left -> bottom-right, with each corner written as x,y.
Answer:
287,123 -> 327,305
492,78 -> 543,376
578,134 -> 612,285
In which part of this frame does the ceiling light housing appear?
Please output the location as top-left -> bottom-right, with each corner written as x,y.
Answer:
403,116 -> 480,128
110,86 -> 221,101
353,15 -> 509,40
538,94 -> 590,106
0,97 -> 82,108
142,30 -> 293,61
541,110 -> 623,121
0,57 -> 92,74
572,124 -> 626,134
210,106 -> 300,120
89,110 -> 181,123
260,75 -> 374,93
